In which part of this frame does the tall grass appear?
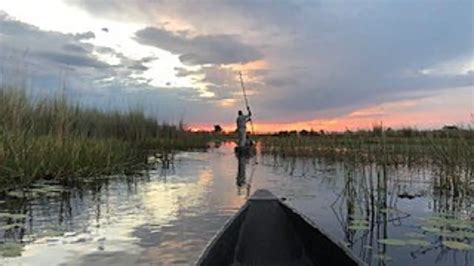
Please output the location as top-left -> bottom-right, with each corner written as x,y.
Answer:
260,126 -> 474,195
0,87 -> 211,190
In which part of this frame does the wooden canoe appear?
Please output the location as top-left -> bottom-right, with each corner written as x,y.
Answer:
197,189 -> 365,266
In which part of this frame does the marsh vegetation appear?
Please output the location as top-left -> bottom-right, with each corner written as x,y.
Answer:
260,126 -> 473,195
0,87 -> 212,191
259,127 -> 473,263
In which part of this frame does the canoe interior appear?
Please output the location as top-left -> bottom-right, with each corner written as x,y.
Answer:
198,190 -> 363,266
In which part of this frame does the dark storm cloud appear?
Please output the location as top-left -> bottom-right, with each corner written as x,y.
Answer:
66,0 -> 474,124
62,44 -> 88,54
36,51 -> 109,68
135,27 -> 263,65
5,1 -> 474,125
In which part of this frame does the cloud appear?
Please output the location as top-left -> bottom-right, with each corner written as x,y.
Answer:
0,10 -> 238,125
62,44 -> 89,54
0,13 -> 109,72
66,0 -> 474,126
5,1 -> 474,128
36,51 -> 109,68
73,31 -> 95,40
135,27 -> 263,65
0,12 -> 155,99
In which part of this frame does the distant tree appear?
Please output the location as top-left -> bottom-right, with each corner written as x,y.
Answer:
300,129 -> 309,136
214,124 -> 223,133
442,125 -> 458,131
372,122 -> 383,137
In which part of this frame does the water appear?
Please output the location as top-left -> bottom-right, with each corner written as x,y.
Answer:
0,143 -> 472,265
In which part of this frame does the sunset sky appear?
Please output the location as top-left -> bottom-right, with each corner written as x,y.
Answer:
0,0 -> 472,132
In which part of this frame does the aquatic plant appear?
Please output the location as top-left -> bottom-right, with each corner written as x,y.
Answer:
0,87 -> 212,190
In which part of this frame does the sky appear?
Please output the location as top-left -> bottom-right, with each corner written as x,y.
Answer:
0,0 -> 472,132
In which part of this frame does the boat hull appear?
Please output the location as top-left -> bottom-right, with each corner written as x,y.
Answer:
197,189 -> 365,266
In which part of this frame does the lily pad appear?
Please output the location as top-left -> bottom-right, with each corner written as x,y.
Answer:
424,217 -> 472,230
442,241 -> 474,250
348,225 -> 369,231
406,239 -> 430,247
421,226 -> 441,233
0,243 -> 24,257
29,185 -> 66,194
378,238 -> 407,246
351,219 -> 369,225
6,191 -> 25,198
0,213 -> 27,219
435,230 -> 474,239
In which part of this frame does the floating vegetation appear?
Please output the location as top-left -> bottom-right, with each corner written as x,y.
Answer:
406,239 -> 430,247
348,214 -> 367,220
423,216 -> 473,230
25,185 -> 68,198
377,238 -> 431,247
0,213 -> 27,220
442,240 -> 474,250
419,215 -> 474,241
0,243 -> 24,257
434,230 -> 474,240
421,226 -> 442,233
378,239 -> 407,246
6,190 -> 25,198
348,219 -> 370,231
348,224 -> 369,231
0,223 -> 25,230
29,185 -> 66,194
405,232 -> 425,238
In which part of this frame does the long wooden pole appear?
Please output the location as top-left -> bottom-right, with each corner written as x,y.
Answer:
239,72 -> 255,135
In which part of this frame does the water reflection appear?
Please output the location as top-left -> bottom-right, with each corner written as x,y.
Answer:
262,155 -> 473,266
236,154 -> 248,191
0,143 -> 472,265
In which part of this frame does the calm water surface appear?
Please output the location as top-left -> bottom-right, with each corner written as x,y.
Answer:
0,143 -> 472,265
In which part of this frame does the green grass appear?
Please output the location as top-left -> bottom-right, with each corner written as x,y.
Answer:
0,87 -> 212,190
259,126 -> 473,195
260,128 -> 473,167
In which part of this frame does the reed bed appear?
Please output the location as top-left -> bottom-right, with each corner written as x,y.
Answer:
0,87 -> 211,190
260,127 -> 474,195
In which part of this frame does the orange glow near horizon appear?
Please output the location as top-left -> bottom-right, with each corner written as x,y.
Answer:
188,87 -> 473,133
189,111 -> 469,133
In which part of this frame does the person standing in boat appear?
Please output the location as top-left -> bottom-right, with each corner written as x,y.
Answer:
236,107 -> 252,147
